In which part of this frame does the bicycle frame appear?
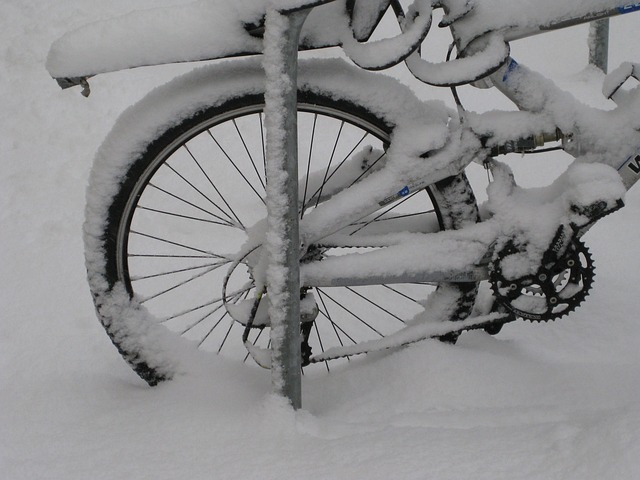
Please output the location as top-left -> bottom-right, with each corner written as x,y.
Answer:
288,50 -> 636,285
47,1 -> 640,291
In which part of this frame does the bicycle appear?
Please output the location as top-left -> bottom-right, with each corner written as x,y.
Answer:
47,0 -> 640,385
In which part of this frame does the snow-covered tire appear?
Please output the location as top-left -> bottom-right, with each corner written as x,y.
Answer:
84,58 -> 479,385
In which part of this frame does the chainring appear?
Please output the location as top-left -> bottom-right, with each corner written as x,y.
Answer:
490,237 -> 595,322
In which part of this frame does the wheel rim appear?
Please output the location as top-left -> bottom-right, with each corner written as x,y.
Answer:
116,99 -> 449,368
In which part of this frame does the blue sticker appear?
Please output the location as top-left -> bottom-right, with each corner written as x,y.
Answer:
619,3 -> 640,14
502,58 -> 519,82
398,186 -> 410,197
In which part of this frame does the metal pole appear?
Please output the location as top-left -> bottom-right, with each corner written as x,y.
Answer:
262,8 -> 308,410
589,18 -> 609,73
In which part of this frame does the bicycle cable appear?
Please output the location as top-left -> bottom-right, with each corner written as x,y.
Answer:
521,146 -> 563,154
446,42 -> 467,121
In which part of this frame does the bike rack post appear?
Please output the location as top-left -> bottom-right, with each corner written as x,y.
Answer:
589,18 -> 609,73
262,7 -> 309,410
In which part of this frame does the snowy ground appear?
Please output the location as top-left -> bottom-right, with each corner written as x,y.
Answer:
2,1 -> 640,479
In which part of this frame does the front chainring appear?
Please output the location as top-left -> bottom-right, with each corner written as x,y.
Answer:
490,237 -> 595,322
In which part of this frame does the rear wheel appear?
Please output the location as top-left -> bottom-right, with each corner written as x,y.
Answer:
88,87 -> 478,385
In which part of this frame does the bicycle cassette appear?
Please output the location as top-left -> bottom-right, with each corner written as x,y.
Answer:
489,237 -> 594,322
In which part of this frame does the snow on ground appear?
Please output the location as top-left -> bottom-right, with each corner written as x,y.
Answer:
2,1 -> 640,479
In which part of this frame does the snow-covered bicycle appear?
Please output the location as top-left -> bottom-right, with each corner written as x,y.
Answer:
48,0 -> 640,385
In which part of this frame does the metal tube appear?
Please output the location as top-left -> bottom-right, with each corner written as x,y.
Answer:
589,18 -> 609,73
263,8 -> 309,410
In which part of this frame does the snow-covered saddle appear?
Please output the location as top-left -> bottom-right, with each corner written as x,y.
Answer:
46,0 -> 391,82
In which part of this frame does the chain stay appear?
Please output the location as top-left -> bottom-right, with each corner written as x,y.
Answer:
308,311 -> 510,364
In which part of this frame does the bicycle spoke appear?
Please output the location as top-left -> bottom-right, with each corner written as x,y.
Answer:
259,113 -> 267,175
349,209 -> 436,226
215,315 -> 236,353
130,230 -> 228,259
147,182 -> 236,228
161,286 -> 250,323
198,314 -> 231,348
349,190 -> 421,235
316,288 -> 384,337
315,288 -> 359,345
129,253 -> 216,259
382,284 -> 424,305
348,149 -> 387,187
315,292 -> 347,348
179,302 -> 227,336
195,288 -> 251,349
139,263 -> 224,304
300,113 -> 318,218
137,205 -> 236,227
182,144 -> 247,229
207,130 -> 266,205
214,289 -> 251,352
305,130 -> 369,205
131,260 -> 229,282
233,118 -> 266,191
319,310 -> 357,346
164,159 -> 242,228
313,120 -> 344,208
161,297 -> 221,323
344,286 -> 406,324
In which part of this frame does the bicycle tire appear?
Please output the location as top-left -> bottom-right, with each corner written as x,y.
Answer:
85,61 -> 479,385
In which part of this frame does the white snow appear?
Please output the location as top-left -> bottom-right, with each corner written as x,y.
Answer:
451,0 -> 633,48
341,0 -> 433,70
3,1 -> 640,479
405,31 -> 510,86
45,0 -> 363,78
602,61 -> 637,99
